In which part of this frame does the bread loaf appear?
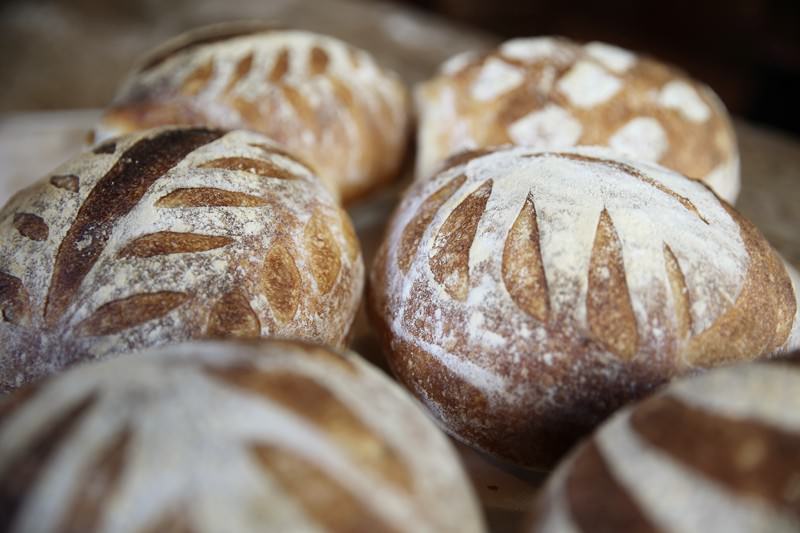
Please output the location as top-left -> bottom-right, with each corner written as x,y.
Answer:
527,356 -> 800,532
94,22 -> 411,203
416,37 -> 740,203
369,145 -> 799,468
0,127 -> 364,392
0,339 -> 486,533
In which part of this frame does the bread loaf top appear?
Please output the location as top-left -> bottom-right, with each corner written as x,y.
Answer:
529,357 -> 800,532
370,146 -> 798,466
0,340 -> 485,533
0,127 -> 364,392
95,22 -> 411,203
416,37 -> 739,203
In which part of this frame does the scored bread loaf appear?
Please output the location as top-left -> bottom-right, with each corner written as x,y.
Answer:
0,340 -> 486,533
94,21 -> 411,203
416,37 -> 740,203
527,357 -> 800,532
369,145 -> 800,468
0,127 -> 364,393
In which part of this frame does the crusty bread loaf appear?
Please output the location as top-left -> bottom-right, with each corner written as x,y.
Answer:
0,127 -> 363,392
527,356 -> 800,532
0,339 -> 485,533
416,37 -> 740,203
369,145 -> 799,468
94,22 -> 411,203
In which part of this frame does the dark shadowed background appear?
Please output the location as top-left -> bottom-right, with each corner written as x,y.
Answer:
0,0 -> 798,134
395,0 -> 800,134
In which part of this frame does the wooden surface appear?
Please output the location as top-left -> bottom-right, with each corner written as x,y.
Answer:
1,0 -> 799,531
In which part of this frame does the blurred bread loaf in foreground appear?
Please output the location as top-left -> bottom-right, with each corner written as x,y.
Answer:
0,127 -> 363,392
528,356 -> 800,532
369,145 -> 799,468
416,37 -> 740,203
94,22 -> 411,203
0,340 -> 486,533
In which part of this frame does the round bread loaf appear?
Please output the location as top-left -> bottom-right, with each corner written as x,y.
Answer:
0,127 -> 364,393
0,339 -> 485,533
527,357 -> 800,532
369,145 -> 799,468
416,37 -> 739,203
93,22 -> 411,203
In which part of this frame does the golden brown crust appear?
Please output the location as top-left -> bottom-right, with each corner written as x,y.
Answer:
630,396 -> 800,506
12,214 -> 49,242
0,127 -> 364,392
95,23 -> 411,204
683,204 -> 797,365
369,146 -> 798,468
529,362 -> 800,532
417,37 -> 739,203
154,187 -> 269,207
398,174 -> 466,274
587,209 -> 639,360
502,195 -> 549,322
251,444 -> 403,533
198,156 -> 301,180
75,292 -> 191,337
205,288 -> 261,339
0,340 -> 485,533
49,174 -> 80,193
46,128 -> 225,327
663,244 -> 692,341
428,180 -> 493,301
564,441 -> 658,533
211,366 -> 413,493
0,272 -> 31,327
60,427 -> 132,532
117,232 -> 234,258
261,243 -> 303,325
304,211 -> 342,295
0,393 -> 97,532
